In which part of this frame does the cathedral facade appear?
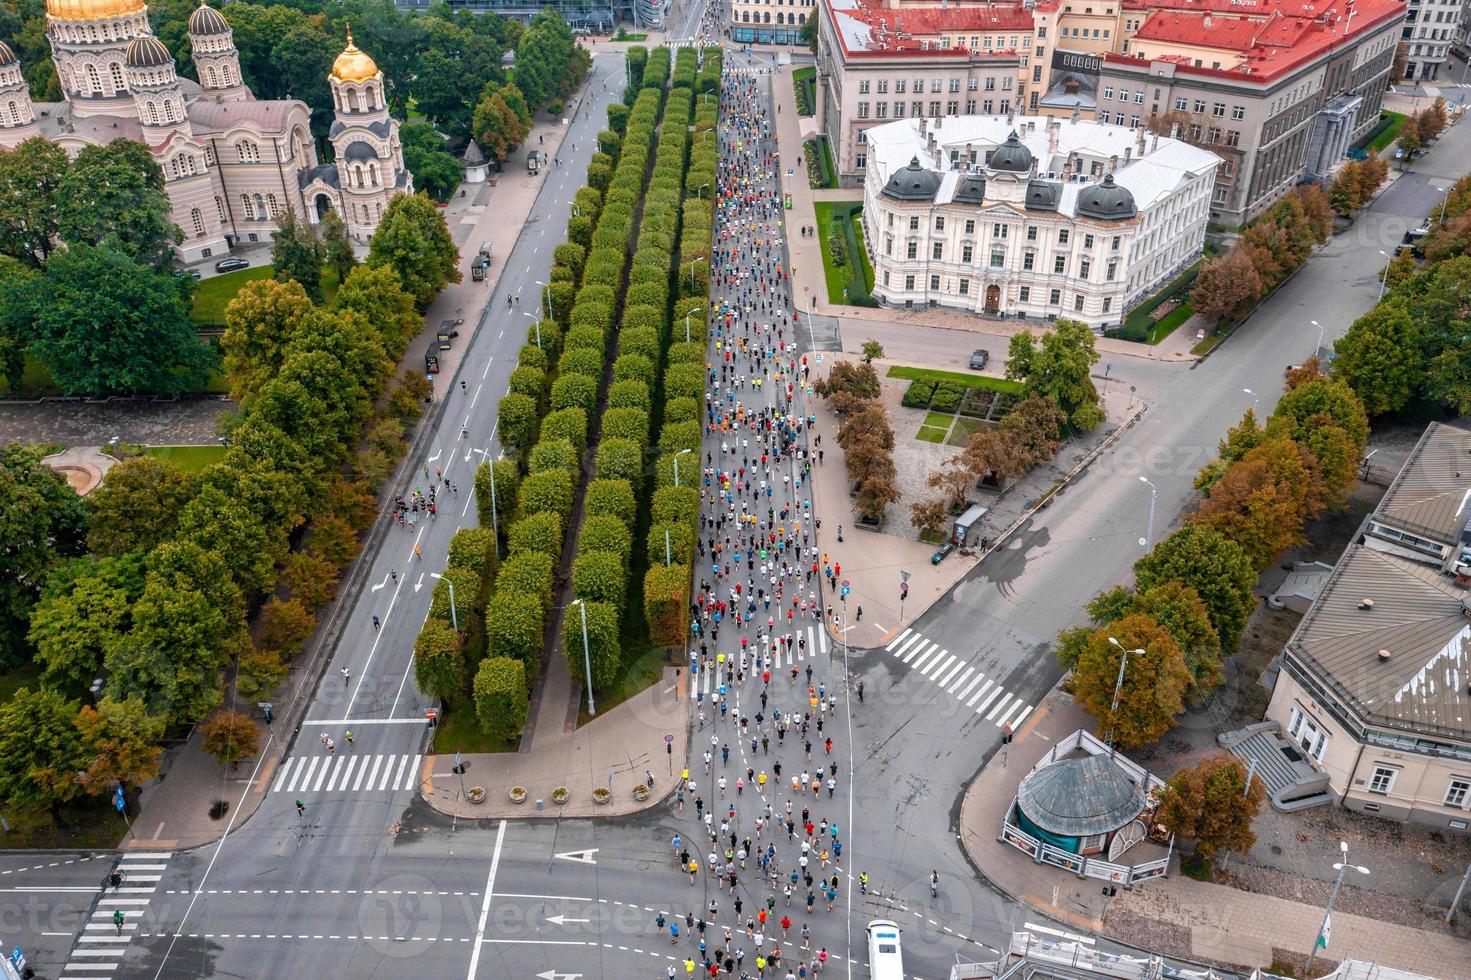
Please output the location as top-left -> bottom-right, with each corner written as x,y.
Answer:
0,0 -> 412,264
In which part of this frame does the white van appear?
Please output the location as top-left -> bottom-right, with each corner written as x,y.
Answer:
867,919 -> 904,980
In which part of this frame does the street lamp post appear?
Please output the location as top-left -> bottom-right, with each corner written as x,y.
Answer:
1306,842 -> 1370,975
1105,637 -> 1145,759
1377,250 -> 1393,302
1243,387 -> 1259,413
689,257 -> 704,290
1138,476 -> 1157,549
686,306 -> 705,343
1310,318 -> 1322,361
522,310 -> 542,350
571,599 -> 596,717
673,447 -> 693,487
665,528 -> 673,566
429,572 -> 458,633
1438,184 -> 1453,224
536,279 -> 554,324
698,182 -> 710,198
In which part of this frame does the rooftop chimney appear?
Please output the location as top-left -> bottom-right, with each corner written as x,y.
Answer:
1359,599 -> 1375,610
1124,146 -> 1132,163
1377,649 -> 1392,662
1109,154 -> 1118,171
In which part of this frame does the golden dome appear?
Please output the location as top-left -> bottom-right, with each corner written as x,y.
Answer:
45,0 -> 147,21
330,30 -> 379,84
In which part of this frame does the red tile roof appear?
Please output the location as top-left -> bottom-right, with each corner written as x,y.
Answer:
826,0 -> 1033,58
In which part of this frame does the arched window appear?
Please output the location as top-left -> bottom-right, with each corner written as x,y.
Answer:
86,64 -> 101,94
162,100 -> 175,124
763,11 -> 770,22
376,201 -> 384,219
742,11 -> 749,22
145,102 -> 158,124
363,84 -> 374,109
241,193 -> 252,217
110,63 -> 125,93
167,158 -> 177,178
5,102 -> 18,124
353,164 -> 364,188
237,140 -> 258,163
267,193 -> 278,216
206,66 -> 218,87
799,13 -> 806,23
190,208 -> 204,237
253,193 -> 265,220
215,196 -> 226,224
368,162 -> 378,186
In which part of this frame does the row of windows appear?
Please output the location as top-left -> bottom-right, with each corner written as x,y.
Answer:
885,235 -> 1118,280
1366,763 -> 1471,810
859,75 -> 1013,96
739,11 -> 803,23
883,272 -> 1112,314
333,84 -> 383,113
1161,95 -> 1247,120
890,212 -> 1122,252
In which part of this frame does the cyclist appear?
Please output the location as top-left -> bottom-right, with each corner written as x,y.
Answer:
344,731 -> 354,747
295,799 -> 306,818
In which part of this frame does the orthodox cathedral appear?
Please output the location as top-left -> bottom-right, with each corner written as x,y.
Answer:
0,0 -> 412,263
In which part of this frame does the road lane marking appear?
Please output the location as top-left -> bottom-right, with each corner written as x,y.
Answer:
465,820 -> 507,980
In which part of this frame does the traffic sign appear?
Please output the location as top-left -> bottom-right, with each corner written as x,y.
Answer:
114,786 -> 125,812
664,733 -> 675,743
900,570 -> 911,582
815,353 -> 823,362
840,586 -> 850,598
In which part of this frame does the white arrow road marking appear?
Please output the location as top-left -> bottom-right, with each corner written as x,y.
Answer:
427,450 -> 441,463
544,915 -> 590,926
414,574 -> 425,593
537,971 -> 584,980
553,849 -> 598,865
371,573 -> 391,592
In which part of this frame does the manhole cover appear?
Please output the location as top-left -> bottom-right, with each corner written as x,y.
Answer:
1270,845 -> 1283,855
209,800 -> 230,820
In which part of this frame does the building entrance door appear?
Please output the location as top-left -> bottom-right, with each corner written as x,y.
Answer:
984,284 -> 1001,314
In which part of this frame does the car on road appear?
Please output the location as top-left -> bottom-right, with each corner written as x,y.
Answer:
214,257 -> 249,273
866,919 -> 904,980
969,349 -> 990,370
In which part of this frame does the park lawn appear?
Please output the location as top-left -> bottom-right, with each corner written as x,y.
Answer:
0,799 -> 130,849
814,135 -> 838,188
1366,111 -> 1407,153
793,66 -> 816,116
143,445 -> 229,475
886,364 -> 1024,394
922,411 -> 953,428
576,639 -> 668,727
1149,303 -> 1195,344
813,202 -> 852,304
916,425 -> 947,443
851,217 -> 875,293
191,265 -> 342,325
433,699 -> 519,754
946,416 -> 987,446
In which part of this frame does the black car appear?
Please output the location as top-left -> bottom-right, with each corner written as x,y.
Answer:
214,257 -> 249,273
969,349 -> 990,370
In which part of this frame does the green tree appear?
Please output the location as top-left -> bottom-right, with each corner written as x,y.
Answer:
1156,757 -> 1266,860
404,142 -> 463,202
644,562 -> 690,647
1194,408 -> 1265,494
74,695 -> 165,796
509,511 -> 564,562
572,551 -> 626,609
256,597 -> 314,658
1195,436 -> 1322,571
861,339 -> 885,363
408,18 -> 505,137
1190,248 -> 1262,324
367,193 -> 460,308
1069,613 -> 1191,750
473,82 -> 531,165
562,599 -> 620,693
1134,525 -> 1256,652
585,478 -> 637,524
28,554 -> 144,691
429,567 -> 479,629
220,277 -> 314,400
1270,376 -> 1369,508
55,140 -> 181,268
487,591 -> 544,671
1088,582 -> 1223,701
475,459 -> 519,538
271,210 -> 325,302
473,656 -> 528,738
0,444 -> 89,668
1004,319 -> 1101,429
332,263 -> 418,360
1331,303 -> 1420,417
414,618 -> 464,702
319,208 -> 357,286
201,710 -> 260,768
86,455 -> 197,556
0,687 -> 87,821
513,9 -> 577,112
15,244 -> 214,396
0,136 -> 67,267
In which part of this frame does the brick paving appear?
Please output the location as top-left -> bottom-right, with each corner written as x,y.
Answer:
0,396 -> 232,447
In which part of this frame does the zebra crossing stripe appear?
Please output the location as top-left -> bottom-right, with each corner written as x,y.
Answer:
271,757 -> 297,793
297,756 -> 320,792
1011,704 -> 1035,728
995,700 -> 1025,728
965,678 -> 994,707
953,672 -> 983,700
364,755 -> 386,791
923,652 -> 954,680
817,627 -> 828,654
885,628 -> 913,652
891,633 -> 922,659
910,643 -> 940,671
974,686 -> 1001,714
938,659 -> 968,689
986,693 -> 1013,721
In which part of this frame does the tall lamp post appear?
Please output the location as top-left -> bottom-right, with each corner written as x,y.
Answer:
1138,476 -> 1157,549
1105,636 -> 1144,759
429,572 -> 458,633
1377,250 -> 1393,302
571,599 -> 596,717
1243,388 -> 1259,413
685,306 -> 705,343
521,310 -> 542,350
1310,318 -> 1322,361
672,447 -> 693,487
536,279 -> 554,323
1437,184 -> 1453,224
1306,841 -> 1370,975
689,257 -> 704,291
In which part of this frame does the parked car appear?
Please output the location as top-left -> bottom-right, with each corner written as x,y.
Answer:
969,349 -> 990,370
214,257 -> 249,273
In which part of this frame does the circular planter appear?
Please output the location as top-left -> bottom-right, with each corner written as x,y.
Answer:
550,786 -> 570,805
592,787 -> 611,805
632,784 -> 650,802
509,786 -> 527,804
467,786 -> 487,805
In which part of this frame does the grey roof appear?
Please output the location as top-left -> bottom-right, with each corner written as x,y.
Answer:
189,98 -> 302,134
881,157 -> 941,202
461,138 -> 486,165
342,139 -> 377,162
188,3 -> 231,35
952,172 -> 987,205
0,40 -> 16,66
1076,173 -> 1136,221
1024,179 -> 1061,212
988,130 -> 1033,173
329,118 -> 393,141
125,36 -> 173,69
1290,544 -> 1471,740
1016,753 -> 1146,837
1373,422 -> 1471,545
299,163 -> 339,189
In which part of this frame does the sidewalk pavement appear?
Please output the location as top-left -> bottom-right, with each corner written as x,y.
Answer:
958,690 -> 1471,977
423,667 -> 689,819
769,67 -> 1198,365
802,351 -> 1146,653
124,107 -> 590,853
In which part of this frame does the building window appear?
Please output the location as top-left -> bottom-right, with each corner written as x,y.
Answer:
1369,766 -> 1397,795
1083,234 -> 1094,249
1106,261 -> 1117,281
1057,229 -> 1069,245
946,101 -> 958,115
1189,124 -> 1203,141
949,78 -> 960,93
190,208 -> 204,237
1134,90 -> 1144,104
856,153 -> 866,169
1212,102 -> 1226,117
961,244 -> 974,263
904,275 -> 915,290
907,241 -> 918,259
1079,259 -> 1090,280
993,223 -> 1008,238
1232,104 -> 1245,120
267,193 -> 280,216
1019,285 -> 1030,302
894,101 -> 906,118
1074,294 -> 1085,312
896,79 -> 906,94
857,102 -> 869,118
1102,297 -> 1112,313
959,278 -> 969,295
884,234 -> 893,256
935,216 -> 945,232
928,101 -> 940,116
1193,99 -> 1206,113
1226,130 -> 1240,148
1447,779 -> 1471,809
1022,252 -> 1034,271
1102,86 -> 1114,100
1026,225 -> 1037,242
909,216 -> 920,231
1111,235 -> 1121,251
883,271 -> 890,286
964,219 -> 975,234
929,274 -> 940,290
859,80 -> 870,94
1048,288 -> 1061,305
1054,255 -> 1066,274
968,77 -> 979,92
931,78 -> 943,93
877,79 -> 888,94
1174,97 -> 1187,110
932,242 -> 943,260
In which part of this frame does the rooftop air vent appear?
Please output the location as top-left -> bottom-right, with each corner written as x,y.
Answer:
1377,649 -> 1392,662
1358,599 -> 1374,610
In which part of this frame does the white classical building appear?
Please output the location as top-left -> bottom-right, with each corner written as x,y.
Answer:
860,114 -> 1219,330
0,0 -> 411,264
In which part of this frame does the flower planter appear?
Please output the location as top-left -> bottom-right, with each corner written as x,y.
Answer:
592,787 -> 611,805
632,784 -> 650,802
509,786 -> 527,804
550,786 -> 569,805
467,786 -> 486,805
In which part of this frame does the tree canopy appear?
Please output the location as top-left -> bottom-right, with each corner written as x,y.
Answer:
1066,613 -> 1191,750
1005,319 -> 1102,430
0,445 -> 89,668
367,193 -> 460,308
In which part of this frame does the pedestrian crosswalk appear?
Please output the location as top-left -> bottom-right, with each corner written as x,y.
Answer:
270,752 -> 422,795
688,624 -> 829,698
884,628 -> 1034,730
61,851 -> 171,980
